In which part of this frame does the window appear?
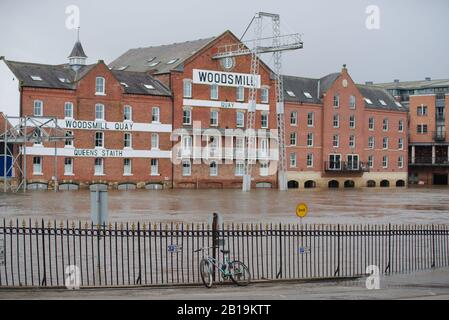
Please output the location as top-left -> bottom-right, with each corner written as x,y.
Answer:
210,84 -> 218,100
95,132 -> 104,148
182,160 -> 191,176
183,108 -> 192,125
210,161 -> 218,176
210,110 -> 218,126
182,135 -> 193,156
144,84 -> 155,90
368,117 -> 374,130
368,155 -> 374,168
333,94 -> 339,107
383,137 -> 389,149
261,88 -> 269,103
307,153 -> 313,168
364,98 -> 373,105
333,114 -> 340,128
124,159 -> 132,175
398,156 -> 404,168
151,159 -> 159,175
64,158 -> 73,175
290,152 -> 297,167
303,91 -> 313,99
95,77 -> 105,95
398,138 -> 404,150
368,136 -> 374,149
95,104 -> 105,121
124,132 -> 132,148
235,137 -> 245,159
349,135 -> 356,148
235,162 -> 245,176
417,105 -> 428,116
379,99 -> 387,106
349,115 -> 356,129
261,113 -> 268,128
290,132 -> 297,146
94,158 -> 104,175
259,138 -> 268,158
382,156 -> 388,168
30,75 -> 42,81
64,102 -> 73,118
286,90 -> 296,97
124,105 -> 132,121
209,136 -> 220,158
236,86 -> 244,102
260,162 -> 269,176
166,58 -> 179,65
183,80 -> 192,98
236,111 -> 245,127
33,156 -> 42,174
65,131 -> 73,147
347,155 -> 359,170
290,111 -> 297,125
151,133 -> 159,149
329,154 -> 341,170
33,100 -> 43,116
333,134 -> 339,148
307,112 -> 314,127
417,124 -> 428,134
307,133 -> 314,147
349,95 -> 356,109
398,119 -> 404,132
152,107 -> 160,123
382,118 -> 389,131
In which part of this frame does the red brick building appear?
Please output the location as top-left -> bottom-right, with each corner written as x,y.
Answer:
377,78 -> 449,185
112,30 -> 278,189
0,41 -> 173,190
283,66 -> 408,189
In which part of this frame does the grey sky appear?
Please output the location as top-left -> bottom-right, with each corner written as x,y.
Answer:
0,0 -> 448,83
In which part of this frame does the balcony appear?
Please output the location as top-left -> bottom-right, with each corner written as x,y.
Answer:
324,161 -> 370,173
410,157 -> 449,166
433,131 -> 446,142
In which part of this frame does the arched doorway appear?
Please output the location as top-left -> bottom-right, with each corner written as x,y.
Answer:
344,180 -> 355,188
288,180 -> 299,189
304,180 -> 316,189
396,180 -> 406,187
380,180 -> 390,187
367,180 -> 376,188
328,180 -> 339,188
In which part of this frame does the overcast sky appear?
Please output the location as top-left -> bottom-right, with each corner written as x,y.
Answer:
0,0 -> 448,83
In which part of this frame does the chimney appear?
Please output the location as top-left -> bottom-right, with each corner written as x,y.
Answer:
342,64 -> 348,73
425,77 -> 431,81
365,81 -> 373,85
394,79 -> 400,83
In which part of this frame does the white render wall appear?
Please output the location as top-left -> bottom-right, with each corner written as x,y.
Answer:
0,59 -> 20,117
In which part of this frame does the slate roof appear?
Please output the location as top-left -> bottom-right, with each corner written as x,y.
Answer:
110,36 -> 216,74
376,79 -> 449,90
68,41 -> 87,58
3,59 -> 171,96
282,73 -> 406,112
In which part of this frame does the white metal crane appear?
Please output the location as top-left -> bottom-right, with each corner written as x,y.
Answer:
213,12 -> 303,191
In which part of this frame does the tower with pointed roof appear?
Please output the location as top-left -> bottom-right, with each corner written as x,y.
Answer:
68,31 -> 87,71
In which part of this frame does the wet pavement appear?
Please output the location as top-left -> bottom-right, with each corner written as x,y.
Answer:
0,186 -> 448,224
1,267 -> 449,300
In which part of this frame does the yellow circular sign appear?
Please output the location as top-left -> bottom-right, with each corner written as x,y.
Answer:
296,203 -> 308,218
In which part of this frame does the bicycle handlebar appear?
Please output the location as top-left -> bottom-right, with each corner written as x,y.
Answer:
194,246 -> 219,253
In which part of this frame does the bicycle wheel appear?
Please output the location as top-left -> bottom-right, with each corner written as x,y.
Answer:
199,258 -> 213,288
229,260 -> 251,286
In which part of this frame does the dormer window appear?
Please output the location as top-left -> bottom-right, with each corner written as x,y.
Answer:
95,77 -> 105,95
120,82 -> 129,88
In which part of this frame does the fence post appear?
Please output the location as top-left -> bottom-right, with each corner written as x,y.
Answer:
41,219 -> 47,286
136,222 -> 142,285
334,224 -> 340,277
276,223 -> 282,279
211,212 -> 219,282
384,223 -> 391,274
431,224 -> 436,268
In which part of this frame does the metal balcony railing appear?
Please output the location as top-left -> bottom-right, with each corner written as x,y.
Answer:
410,157 -> 449,166
433,131 -> 446,142
324,161 -> 370,173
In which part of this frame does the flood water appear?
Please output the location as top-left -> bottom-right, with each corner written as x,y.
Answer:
0,187 -> 448,225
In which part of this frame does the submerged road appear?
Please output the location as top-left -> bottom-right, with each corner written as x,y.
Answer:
1,268 -> 449,300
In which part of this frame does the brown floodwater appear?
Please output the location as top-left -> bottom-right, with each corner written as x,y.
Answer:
0,187 -> 448,225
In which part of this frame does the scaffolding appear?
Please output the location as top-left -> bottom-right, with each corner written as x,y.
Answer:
0,114 -> 73,192
213,12 -> 303,191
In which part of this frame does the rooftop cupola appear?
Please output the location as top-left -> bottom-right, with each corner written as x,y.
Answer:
68,37 -> 87,71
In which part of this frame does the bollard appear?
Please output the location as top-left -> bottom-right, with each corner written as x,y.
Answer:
90,185 -> 109,225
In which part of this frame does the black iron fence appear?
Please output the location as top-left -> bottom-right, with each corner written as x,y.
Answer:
0,219 -> 448,288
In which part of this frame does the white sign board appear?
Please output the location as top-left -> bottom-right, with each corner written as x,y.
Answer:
193,69 -> 261,89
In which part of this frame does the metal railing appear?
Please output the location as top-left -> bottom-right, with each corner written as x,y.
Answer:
433,131 -> 446,142
410,157 -> 449,166
0,220 -> 448,288
324,161 -> 370,173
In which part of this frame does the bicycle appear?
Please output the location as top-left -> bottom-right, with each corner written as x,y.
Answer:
194,246 -> 251,288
